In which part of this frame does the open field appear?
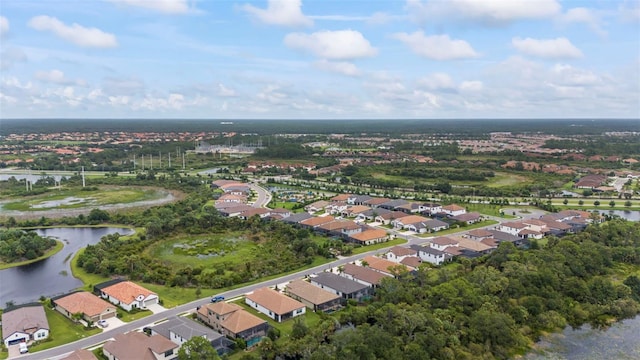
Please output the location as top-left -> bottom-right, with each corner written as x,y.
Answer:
486,172 -> 532,187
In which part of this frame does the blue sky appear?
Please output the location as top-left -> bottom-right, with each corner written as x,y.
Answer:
0,0 -> 639,119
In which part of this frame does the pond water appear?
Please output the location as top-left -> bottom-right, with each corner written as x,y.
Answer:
0,227 -> 133,305
526,316 -> 640,360
597,209 -> 640,221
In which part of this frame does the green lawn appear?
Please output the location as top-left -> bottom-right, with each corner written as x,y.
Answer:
117,308 -> 152,322
28,306 -> 101,353
0,240 -> 64,270
418,220 -> 499,237
351,238 -> 407,255
232,299 -> 324,340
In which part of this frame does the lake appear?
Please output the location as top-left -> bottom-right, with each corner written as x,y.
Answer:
527,316 -> 640,360
0,227 -> 133,305
598,209 -> 640,221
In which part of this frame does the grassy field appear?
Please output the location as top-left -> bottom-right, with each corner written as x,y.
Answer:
1,186 -> 165,211
147,232 -> 255,267
486,172 -> 532,187
28,306 -> 101,353
0,240 -> 64,270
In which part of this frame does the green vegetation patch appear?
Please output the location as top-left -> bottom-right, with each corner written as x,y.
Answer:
1,187 -> 163,211
149,232 -> 253,267
486,172 -> 532,188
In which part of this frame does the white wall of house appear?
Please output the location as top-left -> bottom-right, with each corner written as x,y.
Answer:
429,242 -> 457,251
32,329 -> 49,342
339,273 -> 375,288
245,298 -> 277,321
3,332 -> 29,347
443,208 -> 466,216
497,225 -> 523,236
418,250 -> 447,265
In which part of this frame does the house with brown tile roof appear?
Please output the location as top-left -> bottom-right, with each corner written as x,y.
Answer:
374,211 -> 408,225
61,349 -> 98,360
385,246 -> 418,263
340,263 -> 389,287
197,302 -> 268,344
466,229 -> 493,241
245,287 -> 306,322
2,305 -> 49,347
53,291 -> 117,323
304,200 -> 330,213
348,228 -> 388,245
362,255 -> 413,275
429,236 -> 459,251
451,212 -> 482,224
330,194 -> 352,202
316,219 -> 362,236
102,331 -> 178,360
99,281 -> 158,311
400,256 -> 422,268
342,205 -> 371,217
238,207 -> 271,220
364,197 -> 392,207
300,215 -> 335,228
285,279 -> 342,312
441,204 -> 466,216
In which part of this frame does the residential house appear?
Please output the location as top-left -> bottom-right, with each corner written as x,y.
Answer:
341,205 -> 371,218
486,230 -> 526,247
466,229 -> 493,242
60,349 -> 98,360
268,208 -> 291,219
330,194 -> 352,202
2,304 -> 49,347
310,272 -> 372,300
419,203 -> 442,215
362,255 -> 413,276
340,263 -> 389,288
355,208 -> 390,222
451,212 -> 482,225
281,212 -> 313,225
53,291 -> 117,323
238,207 -> 271,220
348,228 -> 388,245
325,202 -> 349,215
378,199 -> 410,211
150,316 -> 233,355
385,246 -> 418,263
347,195 -> 372,205
197,302 -> 268,345
429,236 -> 459,251
395,202 -> 422,214
375,211 -> 408,225
574,174 -> 607,189
285,279 -> 342,312
97,280 -> 158,311
300,215 -> 335,230
422,219 -> 450,232
102,332 -> 178,360
363,197 -> 392,208
496,221 -> 529,237
411,245 -> 451,265
441,204 -> 466,217
316,219 -> 362,238
245,287 -> 306,322
400,256 -> 422,268
304,200 -> 329,213
216,204 -> 254,217
455,237 -> 495,257
216,193 -> 246,204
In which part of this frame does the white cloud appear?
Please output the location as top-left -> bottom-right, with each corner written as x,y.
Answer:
551,64 -> 599,86
619,0 -> 640,23
314,60 -> 360,76
512,37 -> 583,59
558,8 -> 606,36
418,73 -> 456,90
0,16 -> 8,37
284,30 -> 377,60
393,32 -> 479,60
103,77 -> 145,96
0,47 -> 27,70
107,0 -> 191,14
28,16 -> 117,48
217,83 -> 237,97
459,80 -> 484,92
243,0 -> 313,27
35,69 -> 86,86
406,0 -> 561,24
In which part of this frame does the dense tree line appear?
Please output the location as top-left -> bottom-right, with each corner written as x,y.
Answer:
0,229 -> 57,262
251,219 -> 640,360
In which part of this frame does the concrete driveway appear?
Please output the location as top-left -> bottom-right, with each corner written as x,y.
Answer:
146,303 -> 167,314
7,344 -> 22,359
100,316 -> 126,330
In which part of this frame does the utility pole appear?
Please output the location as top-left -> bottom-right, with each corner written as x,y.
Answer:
81,166 -> 85,188
182,153 -> 186,171
150,154 -> 153,170
168,153 -> 171,168
133,154 -> 136,171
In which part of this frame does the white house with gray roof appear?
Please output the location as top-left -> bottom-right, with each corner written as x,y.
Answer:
150,316 -> 233,355
2,305 -> 49,347
310,272 -> 372,301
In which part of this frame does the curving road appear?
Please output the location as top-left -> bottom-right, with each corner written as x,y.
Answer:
249,182 -> 272,208
25,208 -> 536,360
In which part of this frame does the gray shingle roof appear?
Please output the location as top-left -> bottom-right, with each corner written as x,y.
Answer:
311,272 -> 369,294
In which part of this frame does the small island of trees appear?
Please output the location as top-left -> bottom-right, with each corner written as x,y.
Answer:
0,229 -> 57,263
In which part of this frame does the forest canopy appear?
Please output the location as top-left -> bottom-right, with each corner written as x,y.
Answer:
0,229 -> 57,262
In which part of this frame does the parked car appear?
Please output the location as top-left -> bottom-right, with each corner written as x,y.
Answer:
19,343 -> 28,354
211,295 -> 225,303
97,320 -> 109,328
